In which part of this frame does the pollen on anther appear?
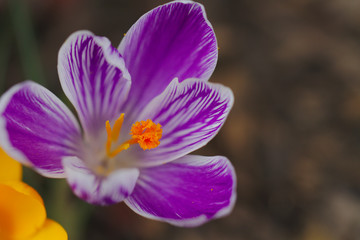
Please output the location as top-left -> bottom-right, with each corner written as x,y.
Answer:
130,119 -> 162,150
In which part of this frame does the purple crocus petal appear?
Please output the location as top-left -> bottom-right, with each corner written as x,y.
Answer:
0,81 -> 82,177
125,155 -> 236,227
58,30 -> 131,139
118,1 -> 218,115
63,156 -> 139,205
133,78 -> 233,166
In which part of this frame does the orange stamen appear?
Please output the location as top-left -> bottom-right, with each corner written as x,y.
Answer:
111,113 -> 124,141
105,120 -> 112,155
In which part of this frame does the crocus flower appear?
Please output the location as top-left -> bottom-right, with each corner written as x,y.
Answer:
0,148 -> 68,240
0,1 -> 236,226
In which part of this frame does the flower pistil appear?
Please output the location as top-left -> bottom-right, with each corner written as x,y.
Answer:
105,114 -> 162,158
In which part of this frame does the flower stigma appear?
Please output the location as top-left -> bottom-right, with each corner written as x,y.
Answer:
105,114 -> 162,158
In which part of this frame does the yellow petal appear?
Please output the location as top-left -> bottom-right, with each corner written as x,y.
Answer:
0,182 -> 46,240
1,181 -> 44,206
0,147 -> 22,181
27,219 -> 68,240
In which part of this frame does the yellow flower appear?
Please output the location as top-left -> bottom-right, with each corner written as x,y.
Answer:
0,148 -> 68,240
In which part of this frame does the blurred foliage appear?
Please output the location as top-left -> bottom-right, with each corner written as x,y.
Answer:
1,0 -> 360,239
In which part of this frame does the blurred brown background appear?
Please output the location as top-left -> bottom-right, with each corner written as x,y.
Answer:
1,0 -> 360,239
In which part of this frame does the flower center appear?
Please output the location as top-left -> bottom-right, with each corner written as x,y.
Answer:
105,113 -> 162,158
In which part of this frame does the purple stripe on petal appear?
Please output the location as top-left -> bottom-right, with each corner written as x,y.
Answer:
119,1 -> 218,116
0,81 -> 82,177
58,31 -> 131,139
125,155 -> 236,227
132,78 -> 234,166
63,156 -> 139,205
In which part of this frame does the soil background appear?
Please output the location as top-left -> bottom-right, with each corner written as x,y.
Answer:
1,0 -> 360,239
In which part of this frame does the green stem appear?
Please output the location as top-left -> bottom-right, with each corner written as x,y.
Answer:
47,179 -> 94,239
0,12 -> 12,92
8,0 -> 46,85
